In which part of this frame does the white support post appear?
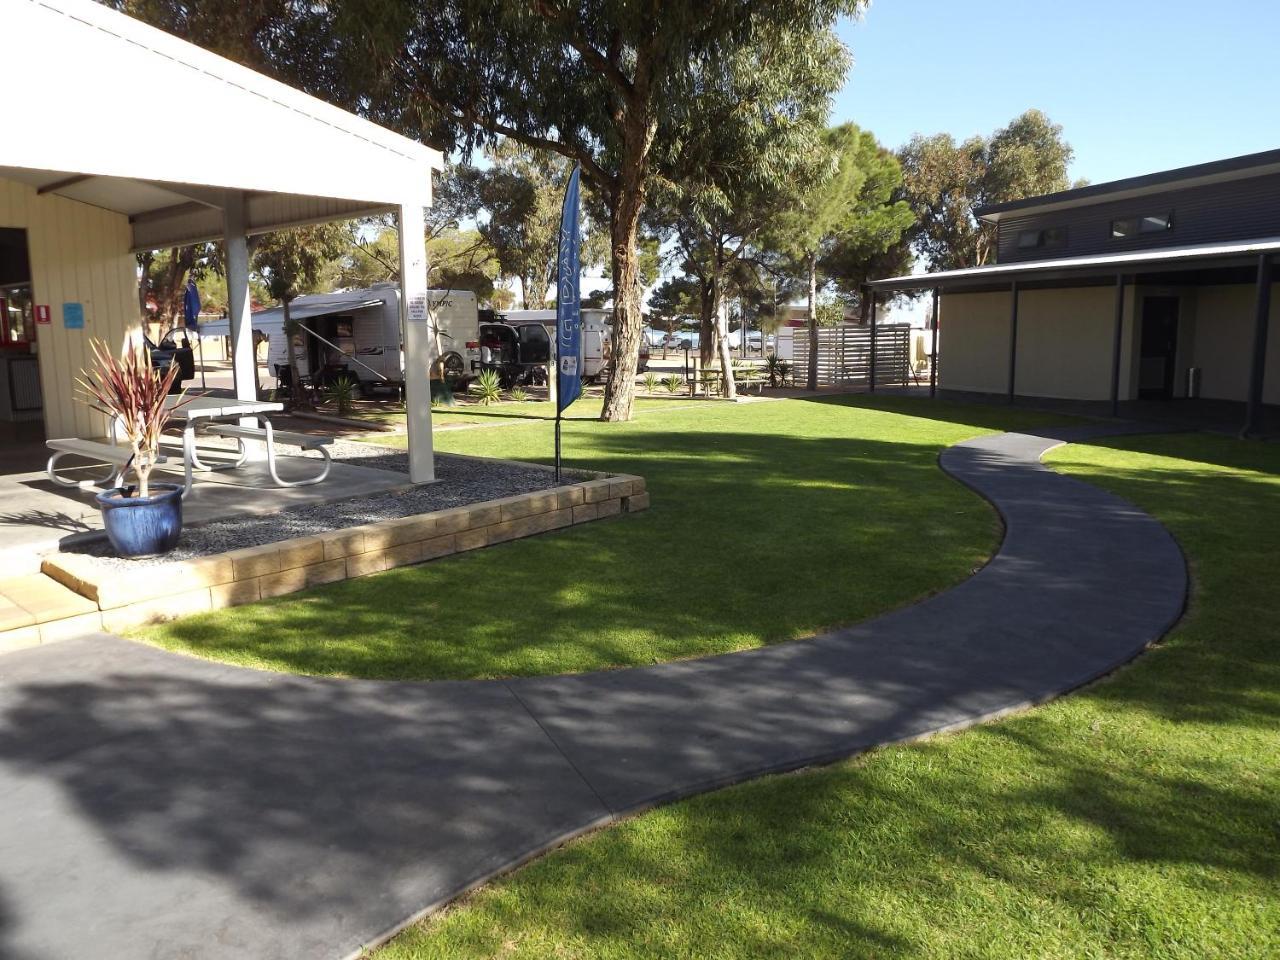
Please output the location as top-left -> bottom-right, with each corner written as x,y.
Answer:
223,190 -> 257,407
398,198 -> 435,483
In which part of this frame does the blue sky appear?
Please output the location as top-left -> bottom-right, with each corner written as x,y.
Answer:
835,0 -> 1280,186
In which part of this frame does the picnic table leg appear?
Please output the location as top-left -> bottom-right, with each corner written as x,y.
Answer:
181,424 -> 196,497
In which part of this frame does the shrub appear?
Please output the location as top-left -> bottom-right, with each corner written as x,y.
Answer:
663,374 -> 683,393
474,369 -> 503,405
509,386 -> 529,402
643,372 -> 659,394
322,375 -> 358,417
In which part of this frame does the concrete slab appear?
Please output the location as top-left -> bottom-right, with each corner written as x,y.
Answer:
0,425 -> 1188,959
0,451 -> 409,575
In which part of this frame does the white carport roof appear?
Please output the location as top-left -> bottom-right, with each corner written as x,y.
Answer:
3,0 -> 443,250
196,295 -> 387,337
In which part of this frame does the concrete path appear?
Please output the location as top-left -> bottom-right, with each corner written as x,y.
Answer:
0,427 -> 1187,960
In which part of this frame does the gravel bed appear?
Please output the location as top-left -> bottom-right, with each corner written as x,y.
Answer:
68,443 -> 579,569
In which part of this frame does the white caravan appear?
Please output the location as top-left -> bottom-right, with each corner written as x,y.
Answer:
202,284 -> 481,394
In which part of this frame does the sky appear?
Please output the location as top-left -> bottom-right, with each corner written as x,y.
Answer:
835,0 -> 1280,184
598,0 -> 1280,320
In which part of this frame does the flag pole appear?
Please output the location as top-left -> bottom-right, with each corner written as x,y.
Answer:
554,410 -> 562,484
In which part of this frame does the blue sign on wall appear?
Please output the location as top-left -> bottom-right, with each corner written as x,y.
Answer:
63,302 -> 85,330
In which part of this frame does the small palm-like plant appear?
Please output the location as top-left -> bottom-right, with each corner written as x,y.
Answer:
77,337 -> 186,498
509,386 -> 529,402
663,374 -> 683,394
764,354 -> 784,387
643,372 -> 659,394
777,361 -> 792,386
322,375 -> 358,417
474,368 -> 503,405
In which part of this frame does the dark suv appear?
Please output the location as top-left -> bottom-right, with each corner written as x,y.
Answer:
147,329 -> 196,392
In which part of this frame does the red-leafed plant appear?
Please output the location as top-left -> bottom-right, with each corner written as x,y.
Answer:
77,337 -> 187,498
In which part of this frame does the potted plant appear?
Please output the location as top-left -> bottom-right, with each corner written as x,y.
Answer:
78,337 -> 188,557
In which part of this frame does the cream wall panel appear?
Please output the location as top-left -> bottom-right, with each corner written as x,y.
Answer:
1014,287 -> 1117,401
1191,283 -> 1279,404
937,292 -> 1011,394
0,175 -> 141,438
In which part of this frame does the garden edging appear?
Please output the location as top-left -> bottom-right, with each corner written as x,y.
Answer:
35,473 -> 648,635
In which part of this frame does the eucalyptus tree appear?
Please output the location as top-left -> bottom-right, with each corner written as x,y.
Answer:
318,0 -> 862,420
899,109 -> 1075,270
767,123 -> 913,390
655,22 -> 850,397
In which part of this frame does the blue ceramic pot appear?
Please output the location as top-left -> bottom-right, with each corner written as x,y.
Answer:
95,483 -> 184,558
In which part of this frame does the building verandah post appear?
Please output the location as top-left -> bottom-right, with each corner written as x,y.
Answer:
1110,274 -> 1126,417
223,190 -> 257,409
398,197 -> 435,483
1244,252 -> 1273,436
1007,281 -> 1019,404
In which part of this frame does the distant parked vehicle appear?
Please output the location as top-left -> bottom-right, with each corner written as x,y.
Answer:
146,328 -> 195,393
476,321 -> 551,388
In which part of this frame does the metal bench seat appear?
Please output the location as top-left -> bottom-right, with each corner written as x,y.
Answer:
46,438 -> 151,491
200,422 -> 333,487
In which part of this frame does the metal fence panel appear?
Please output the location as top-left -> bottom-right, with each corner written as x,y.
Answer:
790,323 -> 911,387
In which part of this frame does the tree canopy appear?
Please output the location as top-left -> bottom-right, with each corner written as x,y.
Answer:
898,109 -> 1076,271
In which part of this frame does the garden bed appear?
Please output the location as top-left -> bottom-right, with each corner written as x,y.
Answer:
42,450 -> 648,632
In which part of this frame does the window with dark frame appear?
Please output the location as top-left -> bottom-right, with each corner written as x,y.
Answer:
1016,226 -> 1067,251
1112,212 -> 1173,239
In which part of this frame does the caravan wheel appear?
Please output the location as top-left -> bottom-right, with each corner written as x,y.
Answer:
440,351 -> 466,382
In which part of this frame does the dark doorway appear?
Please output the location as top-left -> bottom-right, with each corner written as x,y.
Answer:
1138,296 -> 1179,400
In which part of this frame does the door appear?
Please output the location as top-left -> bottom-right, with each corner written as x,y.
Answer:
1139,296 -> 1179,400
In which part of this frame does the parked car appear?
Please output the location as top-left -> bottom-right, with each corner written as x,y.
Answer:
146,328 -> 195,393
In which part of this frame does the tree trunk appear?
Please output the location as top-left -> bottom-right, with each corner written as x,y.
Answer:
806,252 -> 818,391
711,242 -> 736,400
698,277 -> 714,368
600,107 -> 657,423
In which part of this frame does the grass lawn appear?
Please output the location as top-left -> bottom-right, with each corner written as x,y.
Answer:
375,429 -> 1280,959
136,395 -> 1062,680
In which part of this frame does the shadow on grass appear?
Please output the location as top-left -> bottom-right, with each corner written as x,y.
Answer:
145,426 -> 1002,680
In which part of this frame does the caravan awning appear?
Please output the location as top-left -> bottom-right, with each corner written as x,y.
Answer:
196,297 -> 385,337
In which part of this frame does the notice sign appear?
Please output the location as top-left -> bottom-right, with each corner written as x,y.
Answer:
63,302 -> 85,330
406,293 -> 428,324
35,305 -> 50,325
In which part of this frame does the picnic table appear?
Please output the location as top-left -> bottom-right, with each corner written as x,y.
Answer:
162,394 -> 335,491
696,366 -> 764,397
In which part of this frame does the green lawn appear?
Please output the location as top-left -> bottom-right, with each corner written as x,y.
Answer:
136,395 -> 1062,680
375,430 -> 1280,959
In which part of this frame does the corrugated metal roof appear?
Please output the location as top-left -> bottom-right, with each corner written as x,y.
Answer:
869,237 -> 1280,291
4,0 -> 442,249
976,149 -> 1280,222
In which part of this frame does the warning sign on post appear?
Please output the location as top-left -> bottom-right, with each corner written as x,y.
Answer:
407,294 -> 428,324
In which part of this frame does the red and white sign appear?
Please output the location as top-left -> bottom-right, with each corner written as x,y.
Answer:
35,305 -> 51,325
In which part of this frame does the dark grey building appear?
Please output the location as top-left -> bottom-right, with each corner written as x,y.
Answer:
870,148 -> 1280,432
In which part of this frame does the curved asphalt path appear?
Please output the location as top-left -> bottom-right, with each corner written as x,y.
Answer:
0,426 -> 1187,960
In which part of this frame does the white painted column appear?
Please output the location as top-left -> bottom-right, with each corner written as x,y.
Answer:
398,198 -> 435,483
223,190 -> 257,406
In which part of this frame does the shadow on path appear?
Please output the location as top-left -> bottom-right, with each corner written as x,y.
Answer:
0,426 -> 1187,959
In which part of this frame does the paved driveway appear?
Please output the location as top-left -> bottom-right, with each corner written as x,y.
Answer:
0,426 -> 1186,959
